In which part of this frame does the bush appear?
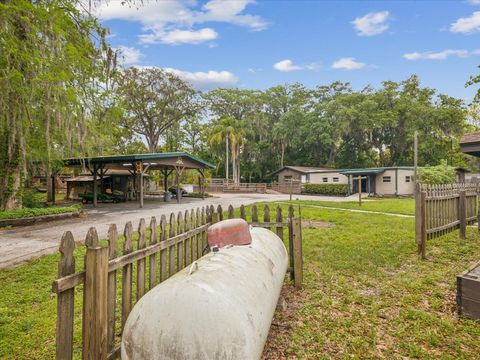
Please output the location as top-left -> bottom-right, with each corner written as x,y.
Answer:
183,192 -> 209,198
21,191 -> 47,208
418,163 -> 456,185
302,183 -> 349,196
0,205 -> 81,220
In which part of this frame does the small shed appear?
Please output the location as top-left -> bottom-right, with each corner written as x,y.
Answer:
270,166 -> 331,184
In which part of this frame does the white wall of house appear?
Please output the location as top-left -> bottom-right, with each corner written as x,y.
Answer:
308,172 -> 348,184
397,169 -> 415,195
375,169 -> 414,196
307,168 -> 414,196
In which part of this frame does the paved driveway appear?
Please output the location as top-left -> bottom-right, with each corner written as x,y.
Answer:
0,193 -> 353,269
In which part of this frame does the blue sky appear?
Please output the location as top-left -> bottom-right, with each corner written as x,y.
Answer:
96,0 -> 480,101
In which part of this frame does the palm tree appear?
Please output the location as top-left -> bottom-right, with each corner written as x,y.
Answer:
208,116 -> 247,184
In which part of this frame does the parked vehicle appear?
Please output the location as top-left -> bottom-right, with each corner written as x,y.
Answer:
79,190 -> 126,204
168,186 -> 188,196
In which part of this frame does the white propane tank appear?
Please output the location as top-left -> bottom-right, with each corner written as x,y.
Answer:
121,226 -> 288,360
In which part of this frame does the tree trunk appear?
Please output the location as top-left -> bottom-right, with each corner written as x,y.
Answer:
0,164 -> 22,211
280,142 -> 285,168
46,169 -> 53,202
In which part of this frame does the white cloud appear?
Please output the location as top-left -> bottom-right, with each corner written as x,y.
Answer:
273,59 -> 318,72
94,0 -> 268,45
469,0 -> 480,4
403,49 -> 470,60
352,11 -> 390,36
114,46 -> 142,65
198,0 -> 268,31
162,68 -> 239,90
450,11 -> 480,33
141,28 -> 219,45
273,59 -> 303,72
331,57 -> 366,70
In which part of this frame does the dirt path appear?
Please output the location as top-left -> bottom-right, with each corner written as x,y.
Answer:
281,202 -> 414,218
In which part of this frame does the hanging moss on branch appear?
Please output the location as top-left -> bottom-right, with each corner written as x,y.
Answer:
0,0 -> 119,210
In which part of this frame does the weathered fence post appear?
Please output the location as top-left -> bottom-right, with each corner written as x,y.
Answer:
459,189 -> 467,239
149,217 -> 158,289
212,211 -> 220,224
106,224 -> 118,354
288,205 -> 295,281
56,232 -> 75,360
477,184 -> 480,233
291,217 -> 303,289
82,228 -> 108,360
276,205 -> 283,241
122,222 -> 133,328
137,219 -> 146,300
415,184 -> 426,259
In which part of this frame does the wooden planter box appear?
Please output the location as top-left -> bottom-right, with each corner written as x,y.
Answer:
457,261 -> 480,319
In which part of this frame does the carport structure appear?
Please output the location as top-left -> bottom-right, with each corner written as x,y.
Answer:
62,152 -> 215,208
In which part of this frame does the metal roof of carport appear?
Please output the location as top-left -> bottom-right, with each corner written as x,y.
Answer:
63,152 -> 215,170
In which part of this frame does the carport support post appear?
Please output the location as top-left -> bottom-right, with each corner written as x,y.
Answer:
138,163 -> 150,209
139,162 -> 144,209
174,166 -> 184,204
163,169 -> 168,192
198,169 -> 205,199
93,164 -> 97,208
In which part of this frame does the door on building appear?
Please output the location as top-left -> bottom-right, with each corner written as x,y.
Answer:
352,177 -> 367,193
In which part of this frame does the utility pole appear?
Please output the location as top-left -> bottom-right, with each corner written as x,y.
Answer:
225,134 -> 229,182
289,178 -> 293,201
414,130 -> 418,185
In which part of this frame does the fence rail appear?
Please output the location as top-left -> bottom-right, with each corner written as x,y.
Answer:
52,203 -> 302,360
268,182 -> 302,194
416,183 -> 478,258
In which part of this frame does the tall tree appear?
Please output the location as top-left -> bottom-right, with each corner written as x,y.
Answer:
208,116 -> 247,184
116,67 -> 197,153
0,0 -> 116,210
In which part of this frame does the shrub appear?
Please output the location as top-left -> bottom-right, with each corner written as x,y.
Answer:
302,183 -> 349,196
183,192 -> 209,198
0,205 -> 81,220
21,191 -> 47,208
418,163 -> 456,185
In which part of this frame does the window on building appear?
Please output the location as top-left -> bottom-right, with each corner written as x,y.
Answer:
333,177 -> 339,182
405,176 -> 411,183
382,176 -> 391,183
322,177 -> 328,183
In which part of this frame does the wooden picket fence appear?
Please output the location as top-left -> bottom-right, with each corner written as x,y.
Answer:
51,203 -> 303,360
415,183 -> 478,258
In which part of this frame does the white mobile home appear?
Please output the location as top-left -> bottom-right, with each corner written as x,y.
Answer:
273,166 -> 415,196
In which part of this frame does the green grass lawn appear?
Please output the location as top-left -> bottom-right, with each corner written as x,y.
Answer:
294,197 -> 415,215
1,200 -> 479,359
